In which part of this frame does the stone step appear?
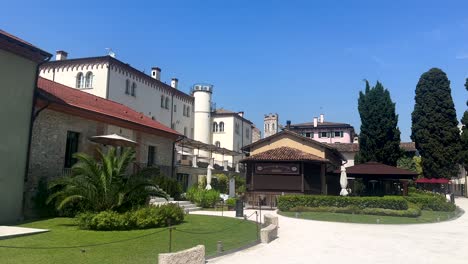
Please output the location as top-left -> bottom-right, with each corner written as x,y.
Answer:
150,197 -> 174,203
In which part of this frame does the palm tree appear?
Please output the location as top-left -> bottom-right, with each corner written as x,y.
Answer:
47,147 -> 168,212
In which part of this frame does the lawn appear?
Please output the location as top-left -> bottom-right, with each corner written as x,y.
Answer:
0,215 -> 258,264
279,209 -> 462,224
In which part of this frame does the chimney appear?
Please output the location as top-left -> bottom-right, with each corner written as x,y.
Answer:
313,117 -> 318,127
55,50 -> 68,61
238,111 -> 244,117
171,78 -> 178,89
320,114 -> 324,123
286,120 -> 291,129
151,67 -> 161,81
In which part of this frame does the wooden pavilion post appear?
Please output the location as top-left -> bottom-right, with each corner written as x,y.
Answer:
320,163 -> 327,195
301,162 -> 304,193
400,179 -> 409,196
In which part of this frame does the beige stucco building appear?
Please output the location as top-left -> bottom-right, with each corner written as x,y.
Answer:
0,30 -> 51,224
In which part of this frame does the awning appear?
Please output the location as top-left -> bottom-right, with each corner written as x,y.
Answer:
89,134 -> 137,147
415,178 -> 450,184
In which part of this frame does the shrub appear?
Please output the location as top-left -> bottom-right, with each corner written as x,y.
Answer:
277,195 -> 408,211
186,186 -> 220,208
288,204 -> 421,217
153,176 -> 183,200
226,198 -> 236,209
212,174 -> 229,193
406,187 -> 456,212
77,204 -> 184,231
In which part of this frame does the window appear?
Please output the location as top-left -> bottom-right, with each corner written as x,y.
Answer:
183,105 -> 187,116
264,124 -> 267,131
76,72 -> 84,88
184,127 -> 187,136
186,106 -> 190,117
64,131 -> 80,168
246,128 -> 250,139
306,132 -> 311,138
319,132 -> 328,138
310,132 -> 314,138
174,104 -> 177,112
165,97 -> 170,109
85,71 -> 93,88
334,131 -> 344,137
213,122 -> 218,132
235,123 -> 240,135
125,79 -> 130,94
215,141 -> 220,148
161,95 -> 165,107
219,122 -> 224,132
272,123 -> 275,131
147,145 -> 156,166
131,82 -> 136,96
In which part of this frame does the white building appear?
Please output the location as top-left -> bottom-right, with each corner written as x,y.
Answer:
264,113 -> 279,138
211,108 -> 254,166
39,51 -> 194,137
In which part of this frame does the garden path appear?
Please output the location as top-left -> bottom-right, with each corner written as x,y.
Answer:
193,198 -> 468,264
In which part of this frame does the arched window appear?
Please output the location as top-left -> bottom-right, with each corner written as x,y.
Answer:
76,72 -> 84,88
85,71 -> 93,88
165,97 -> 170,109
160,95 -> 165,107
131,82 -> 136,96
213,122 -> 218,132
219,122 -> 224,132
186,106 -> 190,117
264,123 -> 267,131
125,79 -> 130,94
215,141 -> 220,148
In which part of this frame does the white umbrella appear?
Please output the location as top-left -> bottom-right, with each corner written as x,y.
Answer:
177,150 -> 193,156
206,158 -> 214,190
89,134 -> 137,147
340,165 -> 349,196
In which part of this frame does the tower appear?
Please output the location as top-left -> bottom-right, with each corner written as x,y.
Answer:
264,113 -> 279,138
192,84 -> 214,145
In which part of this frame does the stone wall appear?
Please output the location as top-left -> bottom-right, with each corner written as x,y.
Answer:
158,245 -> 205,264
24,108 -> 174,217
260,214 -> 278,243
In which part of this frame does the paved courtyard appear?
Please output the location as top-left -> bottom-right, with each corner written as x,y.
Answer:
194,198 -> 468,264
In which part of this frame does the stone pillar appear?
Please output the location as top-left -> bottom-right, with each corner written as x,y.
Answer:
235,163 -> 240,173
192,155 -> 198,168
229,177 -> 235,197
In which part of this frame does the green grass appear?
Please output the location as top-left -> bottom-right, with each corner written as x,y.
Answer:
279,209 -> 462,224
0,215 -> 257,264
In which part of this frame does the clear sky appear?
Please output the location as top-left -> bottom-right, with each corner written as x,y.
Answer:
3,0 -> 468,141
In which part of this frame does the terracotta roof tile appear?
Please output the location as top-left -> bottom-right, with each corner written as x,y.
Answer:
37,77 -> 180,136
343,162 -> 418,176
241,146 -> 329,162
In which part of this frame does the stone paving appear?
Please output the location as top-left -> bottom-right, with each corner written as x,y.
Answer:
193,198 -> 468,264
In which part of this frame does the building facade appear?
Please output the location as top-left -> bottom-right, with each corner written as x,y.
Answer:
0,30 -> 51,224
288,114 -> 355,144
25,78 -> 180,217
252,125 -> 261,143
264,113 -> 279,138
39,52 -> 194,138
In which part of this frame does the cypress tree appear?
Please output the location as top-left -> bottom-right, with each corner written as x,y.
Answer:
356,80 -> 402,166
411,68 -> 461,178
460,79 -> 468,169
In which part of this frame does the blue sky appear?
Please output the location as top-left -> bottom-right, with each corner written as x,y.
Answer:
3,0 -> 468,141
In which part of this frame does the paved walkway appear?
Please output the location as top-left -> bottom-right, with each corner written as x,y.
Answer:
0,226 -> 48,240
193,198 -> 468,264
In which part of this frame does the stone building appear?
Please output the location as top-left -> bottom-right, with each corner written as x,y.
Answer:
0,30 -> 51,224
264,113 -> 279,138
252,125 -> 261,143
25,78 -> 180,217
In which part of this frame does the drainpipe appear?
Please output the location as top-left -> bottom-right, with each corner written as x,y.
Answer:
22,53 -> 52,218
171,135 -> 185,178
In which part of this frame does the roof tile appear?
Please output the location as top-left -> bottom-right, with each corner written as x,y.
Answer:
241,146 -> 329,162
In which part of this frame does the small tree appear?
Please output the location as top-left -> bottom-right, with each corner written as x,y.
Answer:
47,147 -> 168,213
411,68 -> 461,179
356,80 -> 402,165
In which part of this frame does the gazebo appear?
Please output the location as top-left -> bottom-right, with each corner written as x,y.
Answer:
415,178 -> 450,194
343,162 -> 418,196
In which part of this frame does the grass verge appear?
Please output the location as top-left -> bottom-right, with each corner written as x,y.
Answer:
279,208 -> 463,224
0,215 -> 257,264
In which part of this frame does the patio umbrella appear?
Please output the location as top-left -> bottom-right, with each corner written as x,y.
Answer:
89,134 -> 137,147
205,158 -> 214,190
340,165 -> 349,196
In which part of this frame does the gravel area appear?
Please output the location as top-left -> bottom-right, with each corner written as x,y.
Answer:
193,198 -> 468,264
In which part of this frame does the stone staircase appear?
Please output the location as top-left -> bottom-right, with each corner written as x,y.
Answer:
149,197 -> 201,212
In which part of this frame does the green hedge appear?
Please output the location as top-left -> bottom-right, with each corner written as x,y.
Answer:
186,186 -> 220,208
289,205 -> 421,218
277,195 -> 408,211
77,204 -> 184,231
404,197 -> 455,212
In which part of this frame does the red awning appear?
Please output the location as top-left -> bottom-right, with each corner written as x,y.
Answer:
415,178 -> 450,184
